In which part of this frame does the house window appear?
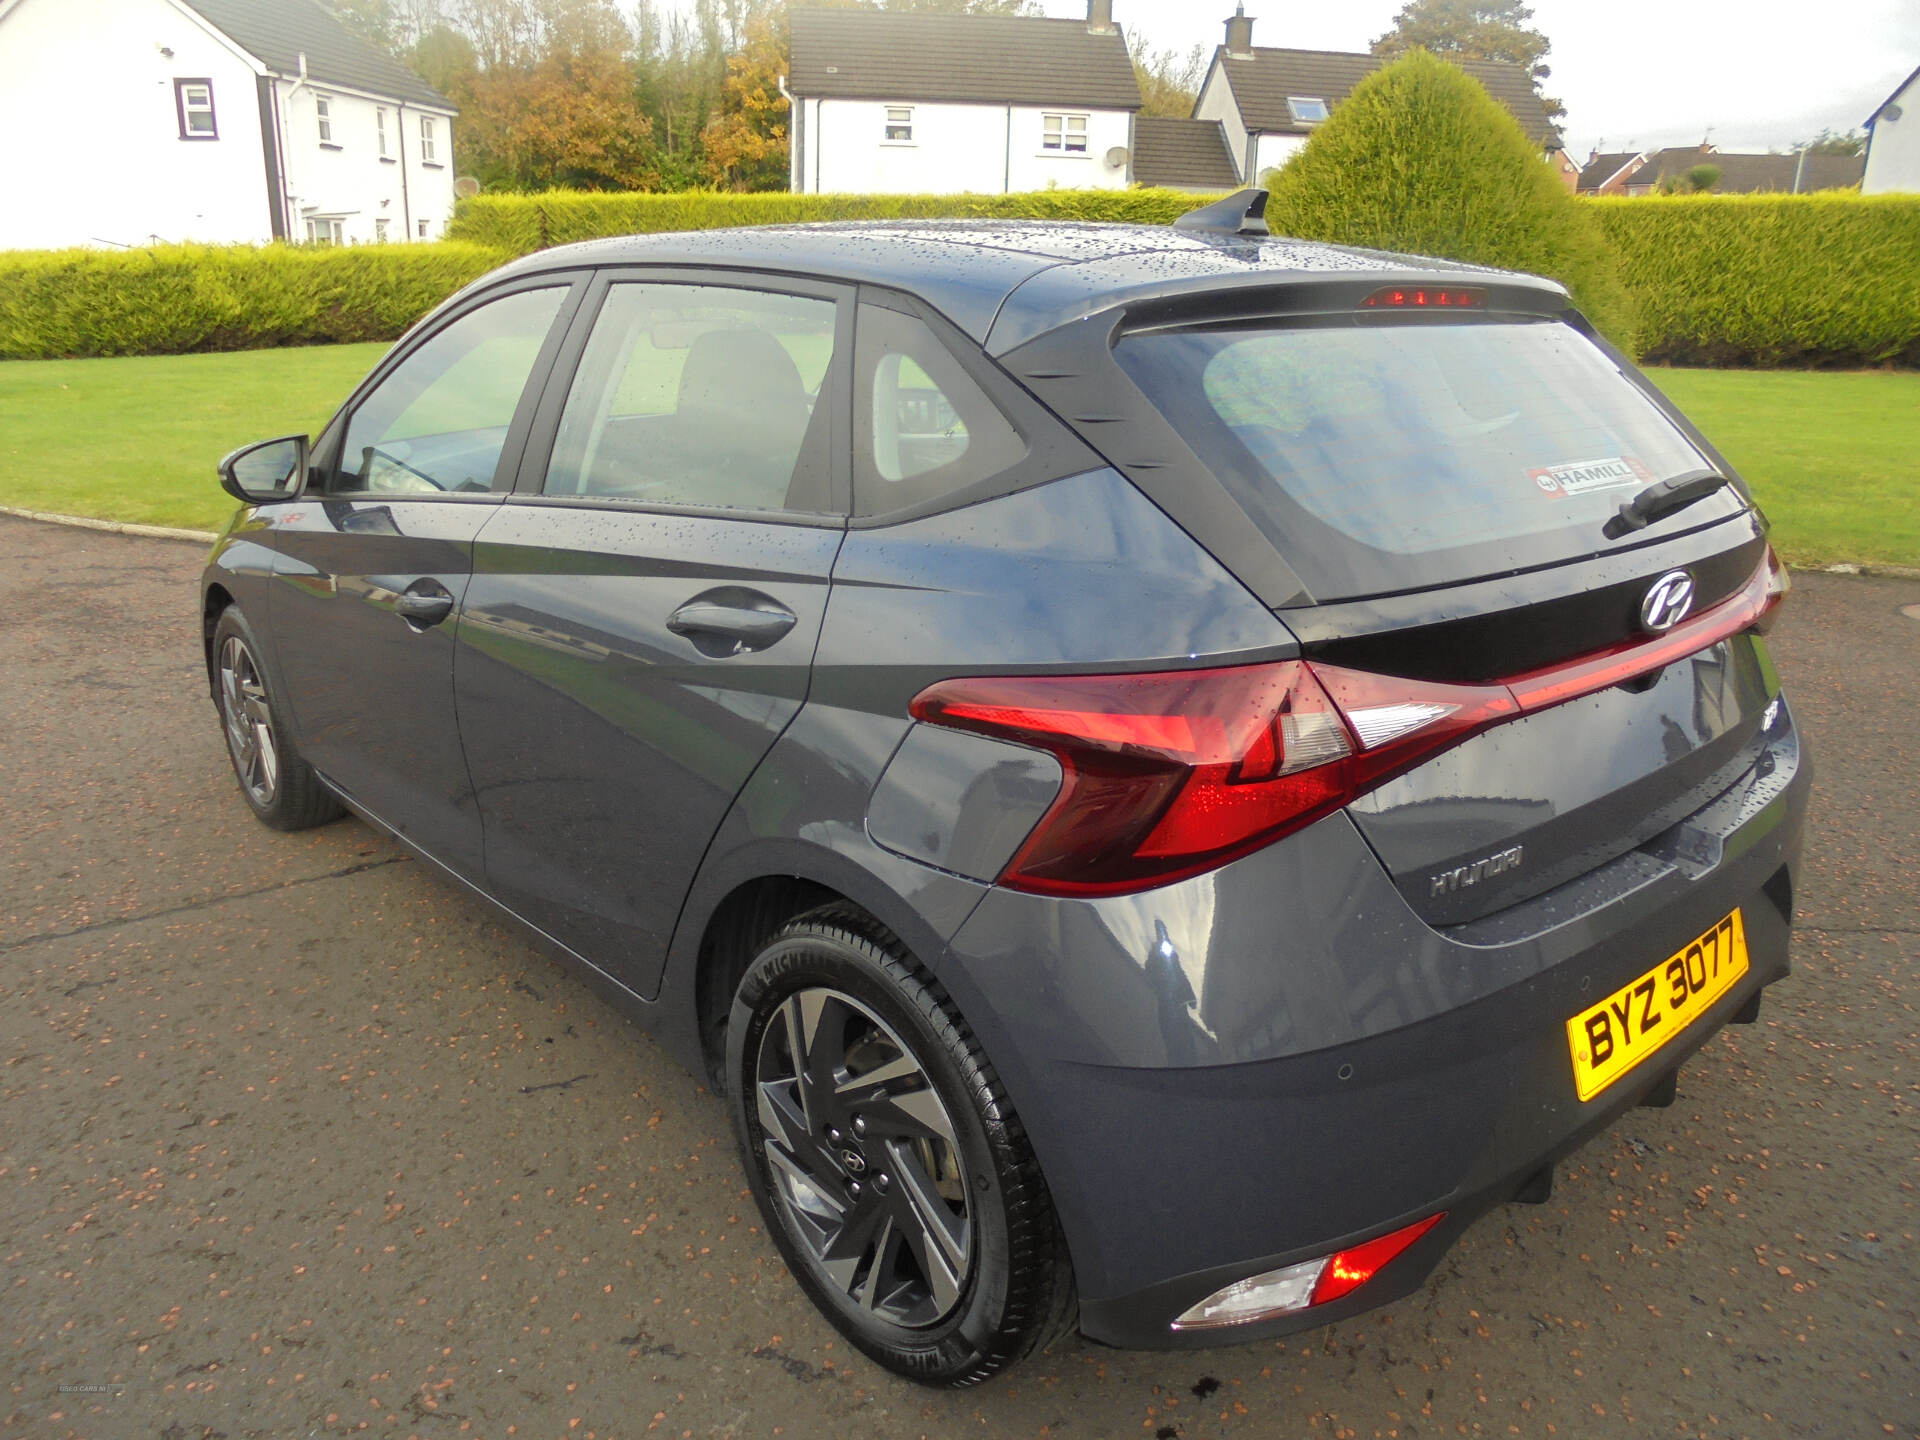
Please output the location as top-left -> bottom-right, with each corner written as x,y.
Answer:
420,115 -> 438,164
375,217 -> 389,242
418,219 -> 430,238
377,107 -> 390,158
304,217 -> 345,245
315,94 -> 335,144
1286,96 -> 1329,124
884,106 -> 913,143
174,79 -> 216,139
1042,113 -> 1089,153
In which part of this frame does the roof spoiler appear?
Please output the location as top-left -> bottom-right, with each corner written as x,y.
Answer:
1172,187 -> 1270,237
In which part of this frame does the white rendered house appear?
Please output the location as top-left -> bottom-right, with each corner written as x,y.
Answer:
786,2 -> 1142,195
1863,62 -> 1920,194
0,0 -> 457,251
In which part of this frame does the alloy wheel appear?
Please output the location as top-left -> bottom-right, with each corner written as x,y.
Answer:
754,985 -> 973,1328
218,635 -> 280,807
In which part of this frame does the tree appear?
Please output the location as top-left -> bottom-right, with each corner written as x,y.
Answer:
700,10 -> 790,189
455,47 -> 660,190
1372,0 -> 1562,134
1266,49 -> 1633,346
1130,30 -> 1206,119
1795,127 -> 1866,156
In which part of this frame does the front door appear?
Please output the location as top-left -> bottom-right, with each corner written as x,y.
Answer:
455,274 -> 851,996
269,281 -> 577,877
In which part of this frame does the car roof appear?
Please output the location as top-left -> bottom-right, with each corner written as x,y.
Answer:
484,220 -> 1571,355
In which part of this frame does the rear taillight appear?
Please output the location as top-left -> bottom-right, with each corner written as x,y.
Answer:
911,550 -> 1785,899
910,661 -> 1515,896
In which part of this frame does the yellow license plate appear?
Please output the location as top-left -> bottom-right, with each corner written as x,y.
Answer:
1566,909 -> 1749,1102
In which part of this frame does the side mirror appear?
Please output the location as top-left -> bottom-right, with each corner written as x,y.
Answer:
218,434 -> 309,504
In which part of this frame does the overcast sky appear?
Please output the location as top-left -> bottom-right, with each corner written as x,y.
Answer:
1035,0 -> 1919,157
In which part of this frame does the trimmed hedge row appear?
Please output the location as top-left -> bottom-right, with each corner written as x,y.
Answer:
4,192 -> 1917,366
443,187 -> 1212,253
1591,194 -> 1920,367
0,242 -> 505,360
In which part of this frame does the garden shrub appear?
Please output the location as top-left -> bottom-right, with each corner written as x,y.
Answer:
1263,49 -> 1637,347
1593,194 -> 1920,367
0,242 -> 505,360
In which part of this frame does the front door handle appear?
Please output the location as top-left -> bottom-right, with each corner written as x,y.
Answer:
667,590 -> 798,657
394,579 -> 455,628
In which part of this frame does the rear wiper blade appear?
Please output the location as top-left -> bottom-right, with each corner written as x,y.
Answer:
1602,469 -> 1732,540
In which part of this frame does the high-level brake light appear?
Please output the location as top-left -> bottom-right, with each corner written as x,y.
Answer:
1360,284 -> 1487,309
912,550 -> 1785,898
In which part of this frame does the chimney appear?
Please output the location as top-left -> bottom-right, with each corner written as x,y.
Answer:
1225,3 -> 1254,58
1086,0 -> 1115,33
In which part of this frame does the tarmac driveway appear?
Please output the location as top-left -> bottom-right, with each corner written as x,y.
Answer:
2,514 -> 1915,1440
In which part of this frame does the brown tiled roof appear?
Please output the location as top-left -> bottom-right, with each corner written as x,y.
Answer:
1626,148 -> 1865,193
788,9 -> 1141,110
1576,151 -> 1644,192
1216,46 -> 1555,145
1132,117 -> 1240,190
181,0 -> 451,109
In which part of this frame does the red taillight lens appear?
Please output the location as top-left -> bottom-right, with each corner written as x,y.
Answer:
1309,1212 -> 1447,1306
911,554 -> 1780,898
910,661 -> 1515,896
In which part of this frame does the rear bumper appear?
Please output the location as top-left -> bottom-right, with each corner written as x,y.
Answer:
934,700 -> 1808,1348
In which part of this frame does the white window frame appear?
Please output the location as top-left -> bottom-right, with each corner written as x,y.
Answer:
176,79 -> 216,139
1042,112 -> 1089,154
1286,96 -> 1330,125
420,115 -> 439,164
304,216 -> 345,245
883,106 -> 913,144
374,217 -> 389,242
417,219 -> 430,238
376,106 -> 390,158
315,93 -> 335,145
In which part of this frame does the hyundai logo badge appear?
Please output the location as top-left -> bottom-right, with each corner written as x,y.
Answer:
1640,570 -> 1696,633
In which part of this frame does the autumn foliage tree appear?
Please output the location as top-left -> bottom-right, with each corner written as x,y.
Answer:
700,12 -> 790,190
456,47 -> 661,191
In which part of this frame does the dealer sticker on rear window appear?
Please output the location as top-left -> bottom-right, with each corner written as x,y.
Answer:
1530,456 -> 1653,497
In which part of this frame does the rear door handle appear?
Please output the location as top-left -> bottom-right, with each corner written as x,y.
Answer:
667,591 -> 798,657
394,579 -> 455,628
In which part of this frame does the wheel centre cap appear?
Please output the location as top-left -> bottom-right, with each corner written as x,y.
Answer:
839,1147 -> 867,1175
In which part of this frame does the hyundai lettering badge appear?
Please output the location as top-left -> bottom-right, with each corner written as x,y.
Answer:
1639,570 -> 1696,634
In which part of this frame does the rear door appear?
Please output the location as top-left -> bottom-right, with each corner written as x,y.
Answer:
455,270 -> 851,997
270,278 -> 582,877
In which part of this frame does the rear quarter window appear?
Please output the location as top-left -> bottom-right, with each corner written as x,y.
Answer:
1116,316 -> 1748,600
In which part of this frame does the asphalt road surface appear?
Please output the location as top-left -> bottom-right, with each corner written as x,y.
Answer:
3,514 -> 1915,1440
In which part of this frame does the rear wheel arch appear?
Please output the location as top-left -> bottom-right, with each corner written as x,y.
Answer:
693,875 -> 843,1091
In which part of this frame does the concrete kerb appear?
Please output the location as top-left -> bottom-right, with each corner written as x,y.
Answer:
0,505 -> 216,545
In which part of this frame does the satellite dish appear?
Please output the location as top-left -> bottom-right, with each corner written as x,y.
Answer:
1105,146 -> 1129,169
1884,102 -> 1903,123
453,175 -> 481,198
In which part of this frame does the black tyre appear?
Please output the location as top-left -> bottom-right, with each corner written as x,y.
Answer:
210,606 -> 343,832
726,905 -> 1076,1386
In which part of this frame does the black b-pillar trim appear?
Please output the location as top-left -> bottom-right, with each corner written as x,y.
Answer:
255,75 -> 285,240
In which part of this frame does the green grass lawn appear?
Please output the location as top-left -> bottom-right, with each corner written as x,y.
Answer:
1642,367 -> 1920,570
0,346 -> 1914,567
0,344 -> 390,532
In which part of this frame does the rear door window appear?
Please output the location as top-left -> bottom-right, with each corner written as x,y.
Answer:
543,282 -> 841,515
1115,316 -> 1747,600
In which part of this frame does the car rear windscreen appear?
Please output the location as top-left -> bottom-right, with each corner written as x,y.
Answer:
1114,315 -> 1750,602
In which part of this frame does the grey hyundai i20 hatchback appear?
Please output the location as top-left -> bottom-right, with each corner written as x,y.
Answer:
201,193 -> 1807,1386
